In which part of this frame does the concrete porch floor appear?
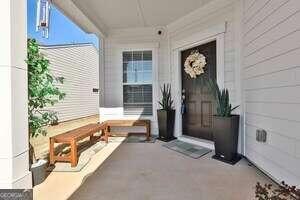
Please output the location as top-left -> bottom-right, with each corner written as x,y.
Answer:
68,140 -> 272,200
33,137 -> 126,200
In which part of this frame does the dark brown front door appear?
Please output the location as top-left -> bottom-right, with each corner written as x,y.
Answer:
181,41 -> 216,141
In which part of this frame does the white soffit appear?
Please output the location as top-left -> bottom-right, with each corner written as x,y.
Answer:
71,0 -> 213,30
53,0 -> 107,37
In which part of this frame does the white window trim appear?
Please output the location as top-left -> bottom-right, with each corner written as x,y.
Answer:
119,43 -> 159,121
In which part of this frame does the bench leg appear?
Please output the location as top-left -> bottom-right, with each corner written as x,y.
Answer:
70,140 -> 78,167
103,129 -> 109,143
49,138 -> 55,165
146,123 -> 151,141
90,135 -> 96,144
106,126 -> 110,134
105,126 -> 111,138
105,131 -> 109,143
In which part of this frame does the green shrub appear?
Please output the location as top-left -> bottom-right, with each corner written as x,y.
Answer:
158,84 -> 174,111
208,79 -> 238,117
27,39 -> 65,138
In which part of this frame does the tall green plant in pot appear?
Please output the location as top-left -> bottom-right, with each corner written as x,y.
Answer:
157,84 -> 176,142
27,39 -> 65,185
208,79 -> 240,164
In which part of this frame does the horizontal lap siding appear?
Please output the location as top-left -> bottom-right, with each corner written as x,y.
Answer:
224,20 -> 237,104
103,41 -> 123,107
40,45 -> 99,122
242,0 -> 300,185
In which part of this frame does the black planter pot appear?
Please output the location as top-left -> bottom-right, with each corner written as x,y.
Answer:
157,109 -> 176,142
212,115 -> 241,165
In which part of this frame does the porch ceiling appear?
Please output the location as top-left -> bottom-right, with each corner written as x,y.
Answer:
70,0 -> 212,31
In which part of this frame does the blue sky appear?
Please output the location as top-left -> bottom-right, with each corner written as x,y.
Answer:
27,0 -> 99,49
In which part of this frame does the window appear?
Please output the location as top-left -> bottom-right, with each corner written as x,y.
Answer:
123,50 -> 153,115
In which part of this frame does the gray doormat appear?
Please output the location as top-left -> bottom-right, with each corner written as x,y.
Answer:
47,141 -> 106,172
163,140 -> 211,159
124,135 -> 157,143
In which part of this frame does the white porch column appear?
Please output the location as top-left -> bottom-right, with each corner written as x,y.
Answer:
98,37 -> 105,108
0,0 -> 32,189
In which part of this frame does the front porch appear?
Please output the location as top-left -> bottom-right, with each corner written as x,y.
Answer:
33,136 -> 124,200
1,0 -> 300,199
35,138 -> 271,200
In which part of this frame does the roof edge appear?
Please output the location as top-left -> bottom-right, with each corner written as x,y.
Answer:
39,42 -> 99,51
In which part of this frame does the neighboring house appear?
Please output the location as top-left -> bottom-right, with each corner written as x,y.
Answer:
40,43 -> 99,122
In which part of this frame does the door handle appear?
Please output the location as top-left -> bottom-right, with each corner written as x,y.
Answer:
181,89 -> 186,114
182,89 -> 186,100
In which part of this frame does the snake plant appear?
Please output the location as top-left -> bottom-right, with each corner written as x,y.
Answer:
158,84 -> 174,110
208,79 -> 239,117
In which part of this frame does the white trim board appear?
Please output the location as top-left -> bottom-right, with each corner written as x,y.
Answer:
116,42 -> 160,50
167,0 -> 234,35
171,23 -> 226,50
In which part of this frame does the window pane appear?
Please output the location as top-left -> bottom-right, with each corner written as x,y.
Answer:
123,84 -> 153,115
133,92 -> 143,102
144,92 -> 152,102
143,84 -> 152,92
137,72 -> 144,83
123,52 -> 132,62
123,62 -> 133,72
143,61 -> 152,71
124,92 -> 133,103
123,72 -> 135,83
132,85 -> 142,93
143,72 -> 152,83
133,51 -> 142,61
133,61 -> 143,72
123,50 -> 153,115
143,51 -> 152,60
136,61 -> 143,71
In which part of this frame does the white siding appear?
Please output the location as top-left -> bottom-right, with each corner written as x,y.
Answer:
242,0 -> 300,185
40,44 -> 99,122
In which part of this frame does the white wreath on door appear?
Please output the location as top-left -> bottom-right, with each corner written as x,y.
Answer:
184,51 -> 206,78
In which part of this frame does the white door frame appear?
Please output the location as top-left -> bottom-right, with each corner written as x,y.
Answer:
171,23 -> 226,146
